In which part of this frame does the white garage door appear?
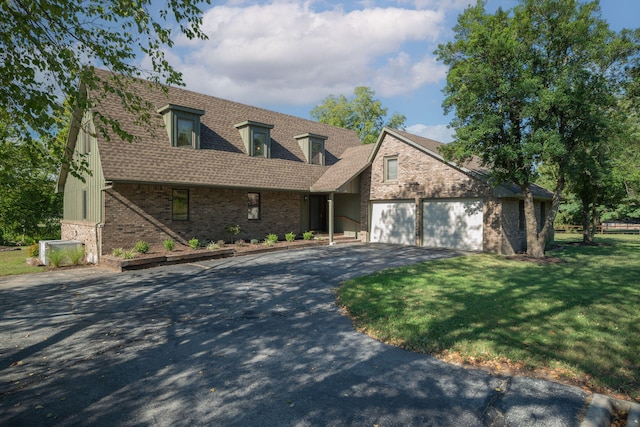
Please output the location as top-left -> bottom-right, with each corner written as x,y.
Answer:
370,202 -> 416,245
422,199 -> 483,251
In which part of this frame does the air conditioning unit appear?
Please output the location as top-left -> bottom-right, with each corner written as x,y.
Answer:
39,240 -> 83,266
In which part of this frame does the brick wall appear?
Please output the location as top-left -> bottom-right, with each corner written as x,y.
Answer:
101,184 -> 302,252
61,220 -> 100,263
364,134 -> 508,252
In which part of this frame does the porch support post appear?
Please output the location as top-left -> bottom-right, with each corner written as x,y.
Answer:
328,192 -> 335,245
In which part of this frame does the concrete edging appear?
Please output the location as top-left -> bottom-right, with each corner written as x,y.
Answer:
581,394 -> 640,427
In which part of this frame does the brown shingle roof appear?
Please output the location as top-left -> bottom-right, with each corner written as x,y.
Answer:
311,144 -> 374,192
89,70 -> 362,191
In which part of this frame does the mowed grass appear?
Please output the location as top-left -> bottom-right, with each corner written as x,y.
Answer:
338,234 -> 640,400
0,248 -> 42,276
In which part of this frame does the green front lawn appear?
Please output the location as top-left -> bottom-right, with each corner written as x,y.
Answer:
0,248 -> 43,276
339,234 -> 640,400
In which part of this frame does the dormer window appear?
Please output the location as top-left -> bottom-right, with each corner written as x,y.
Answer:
235,120 -> 274,158
295,133 -> 327,165
157,104 -> 205,149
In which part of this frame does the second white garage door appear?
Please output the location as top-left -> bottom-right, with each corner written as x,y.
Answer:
422,199 -> 484,251
370,201 -> 416,245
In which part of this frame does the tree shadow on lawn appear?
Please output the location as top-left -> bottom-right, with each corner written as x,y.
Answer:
343,241 -> 640,402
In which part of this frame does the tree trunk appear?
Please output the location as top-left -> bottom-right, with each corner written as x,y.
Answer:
524,186 -> 545,258
582,198 -> 593,244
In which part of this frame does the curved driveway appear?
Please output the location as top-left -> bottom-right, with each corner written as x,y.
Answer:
0,244 -> 586,426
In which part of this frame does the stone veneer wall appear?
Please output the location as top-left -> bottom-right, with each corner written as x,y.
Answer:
61,220 -> 100,264
363,134 -> 509,252
101,184 -> 302,252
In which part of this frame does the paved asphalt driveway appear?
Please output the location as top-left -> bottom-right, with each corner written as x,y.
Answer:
0,244 -> 587,426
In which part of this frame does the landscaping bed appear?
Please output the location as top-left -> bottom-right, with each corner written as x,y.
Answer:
101,239 -> 328,271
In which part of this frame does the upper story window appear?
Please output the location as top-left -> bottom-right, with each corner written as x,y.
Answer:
157,104 -> 205,149
235,120 -> 274,158
384,156 -> 398,182
295,133 -> 327,165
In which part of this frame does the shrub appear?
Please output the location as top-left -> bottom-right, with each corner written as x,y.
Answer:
163,238 -> 175,251
135,240 -> 149,254
250,238 -> 260,245
285,232 -> 296,242
235,239 -> 245,247
264,239 -> 275,247
112,248 -> 124,257
123,249 -> 136,259
47,248 -> 66,268
68,246 -> 85,265
189,238 -> 200,250
225,224 -> 241,243
27,243 -> 39,258
207,242 -> 219,250
266,233 -> 278,244
303,231 -> 313,240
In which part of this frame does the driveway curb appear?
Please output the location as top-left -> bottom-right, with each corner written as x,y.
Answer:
581,394 -> 640,427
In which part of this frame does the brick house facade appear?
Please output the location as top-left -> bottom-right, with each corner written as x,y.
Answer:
57,71 -> 553,262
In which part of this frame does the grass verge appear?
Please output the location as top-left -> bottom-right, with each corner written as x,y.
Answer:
0,248 -> 43,276
338,234 -> 640,401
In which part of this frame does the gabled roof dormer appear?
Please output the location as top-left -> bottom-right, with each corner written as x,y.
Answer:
234,120 -> 274,158
295,133 -> 327,165
157,104 -> 205,149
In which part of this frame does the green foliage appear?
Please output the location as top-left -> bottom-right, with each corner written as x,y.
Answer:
188,237 -> 200,250
303,231 -> 314,240
206,241 -> 219,250
225,224 -> 241,237
26,244 -> 39,258
68,246 -> 85,265
123,249 -> 135,259
134,240 -> 149,254
112,248 -> 124,257
311,86 -> 406,144
264,239 -> 275,247
46,248 -> 66,268
0,112 -> 63,244
163,238 -> 174,251
435,0 -> 638,256
266,233 -> 278,244
339,235 -> 640,399
250,239 -> 260,245
285,232 -> 296,242
0,0 -> 209,176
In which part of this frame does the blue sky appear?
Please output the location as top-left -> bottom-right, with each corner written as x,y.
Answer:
150,0 -> 640,143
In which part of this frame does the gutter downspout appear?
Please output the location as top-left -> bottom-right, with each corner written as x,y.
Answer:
328,192 -> 335,245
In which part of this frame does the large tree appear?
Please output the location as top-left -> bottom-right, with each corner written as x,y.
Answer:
311,87 -> 406,144
435,0 -> 638,258
0,0 -> 209,175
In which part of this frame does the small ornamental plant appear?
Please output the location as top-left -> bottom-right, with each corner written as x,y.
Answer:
163,238 -> 175,251
303,231 -> 313,240
123,249 -> 136,259
112,248 -> 124,257
135,240 -> 149,254
285,232 -> 296,242
250,239 -> 260,245
27,243 -> 39,258
266,233 -> 278,244
217,240 -> 225,247
207,241 -> 219,250
47,248 -> 66,268
189,238 -> 200,250
69,246 -> 85,265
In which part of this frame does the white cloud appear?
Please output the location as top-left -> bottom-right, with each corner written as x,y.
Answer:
164,1 -> 446,106
406,123 -> 454,143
